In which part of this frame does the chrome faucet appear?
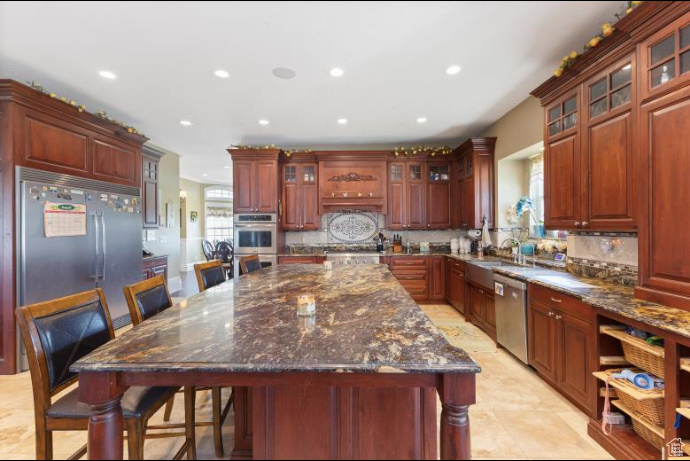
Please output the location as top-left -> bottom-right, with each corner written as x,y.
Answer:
502,238 -> 525,265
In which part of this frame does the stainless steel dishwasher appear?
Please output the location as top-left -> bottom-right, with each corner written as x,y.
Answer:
493,274 -> 528,364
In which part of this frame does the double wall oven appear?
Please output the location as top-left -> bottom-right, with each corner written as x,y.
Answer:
233,213 -> 278,271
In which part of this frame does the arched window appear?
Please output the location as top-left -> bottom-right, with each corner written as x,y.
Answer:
204,186 -> 233,242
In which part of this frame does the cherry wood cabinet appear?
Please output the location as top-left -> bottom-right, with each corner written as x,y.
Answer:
428,256 -> 445,301
281,162 -> 319,231
426,162 -> 452,229
544,91 -> 582,230
142,255 -> 168,281
446,258 -> 466,315
528,284 -> 596,416
386,162 -> 426,230
636,82 -> 690,309
467,284 -> 496,340
0,80 -> 148,375
451,138 -> 496,230
228,149 -> 280,214
277,255 -> 324,264
381,256 -> 449,304
142,145 -> 163,229
317,152 -> 388,213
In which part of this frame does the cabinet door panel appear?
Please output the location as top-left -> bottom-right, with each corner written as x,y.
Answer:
558,313 -> 595,415
25,116 -> 89,172
545,134 -> 580,228
407,164 -> 426,229
484,294 -> 496,334
528,299 -> 557,384
302,183 -> 319,230
427,182 -> 451,229
639,89 -> 690,298
255,160 -> 277,212
143,180 -> 158,227
387,182 -> 406,230
469,286 -> 483,324
234,161 -> 255,213
460,178 -> 473,229
586,111 -> 636,229
429,257 -> 445,300
282,182 -> 300,230
92,139 -> 139,185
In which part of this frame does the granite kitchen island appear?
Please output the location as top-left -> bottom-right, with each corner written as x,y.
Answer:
72,264 -> 480,460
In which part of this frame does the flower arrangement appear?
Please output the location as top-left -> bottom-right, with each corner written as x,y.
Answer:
554,1 -> 644,77
229,144 -> 314,157
536,239 -> 568,254
393,146 -> 453,157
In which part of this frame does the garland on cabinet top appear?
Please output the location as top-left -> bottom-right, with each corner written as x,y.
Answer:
554,1 -> 644,77
229,144 -> 453,157
25,81 -> 144,135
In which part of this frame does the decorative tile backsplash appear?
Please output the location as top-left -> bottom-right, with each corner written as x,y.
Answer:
327,212 -> 379,244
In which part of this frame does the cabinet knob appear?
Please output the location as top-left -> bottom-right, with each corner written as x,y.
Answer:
582,221 -> 589,227
574,222 -> 581,227
548,311 -> 555,317
427,224 -> 430,227
331,193 -> 335,197
555,315 -> 562,321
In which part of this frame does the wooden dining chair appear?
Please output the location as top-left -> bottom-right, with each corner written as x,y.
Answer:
214,241 -> 234,279
123,276 -> 231,457
16,288 -> 196,461
239,254 -> 262,275
201,240 -> 215,262
194,260 -> 227,292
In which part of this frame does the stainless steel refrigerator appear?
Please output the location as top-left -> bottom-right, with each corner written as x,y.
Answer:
16,168 -> 143,370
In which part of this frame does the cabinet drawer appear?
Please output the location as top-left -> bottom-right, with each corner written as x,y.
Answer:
394,273 -> 427,282
390,257 -> 428,269
278,256 -> 318,264
529,284 -> 592,323
448,258 -> 466,271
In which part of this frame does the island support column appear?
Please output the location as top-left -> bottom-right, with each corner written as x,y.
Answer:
79,372 -> 126,460
439,373 -> 476,460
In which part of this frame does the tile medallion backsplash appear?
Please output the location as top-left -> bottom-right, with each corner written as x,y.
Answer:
327,212 -> 379,244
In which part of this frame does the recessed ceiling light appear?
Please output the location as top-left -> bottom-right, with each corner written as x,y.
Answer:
329,67 -> 344,77
416,117 -> 428,124
446,65 -> 461,75
202,173 -> 209,177
258,119 -> 270,126
214,69 -> 230,78
272,67 -> 297,80
180,120 -> 193,126
337,118 -> 348,125
99,70 -> 117,79
224,165 -> 230,169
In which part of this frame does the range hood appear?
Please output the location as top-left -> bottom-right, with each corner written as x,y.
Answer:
316,151 -> 389,214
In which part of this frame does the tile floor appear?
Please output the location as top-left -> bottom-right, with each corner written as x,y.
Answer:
0,303 -> 612,460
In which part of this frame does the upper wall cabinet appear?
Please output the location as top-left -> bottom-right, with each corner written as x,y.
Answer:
387,161 -> 426,230
583,56 -> 637,230
640,11 -> 690,101
452,138 -> 496,230
229,149 -> 280,214
282,161 -> 319,231
142,146 -> 164,228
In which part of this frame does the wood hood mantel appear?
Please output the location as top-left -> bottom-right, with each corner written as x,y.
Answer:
315,151 -> 389,213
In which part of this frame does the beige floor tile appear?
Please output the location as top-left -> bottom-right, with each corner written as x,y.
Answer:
469,409 -> 527,459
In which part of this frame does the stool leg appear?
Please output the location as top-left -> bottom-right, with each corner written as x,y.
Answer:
163,395 -> 175,422
212,387 -> 224,457
127,419 -> 145,461
184,387 -> 197,460
35,419 -> 53,460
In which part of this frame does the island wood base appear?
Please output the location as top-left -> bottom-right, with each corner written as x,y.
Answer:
79,372 -> 476,460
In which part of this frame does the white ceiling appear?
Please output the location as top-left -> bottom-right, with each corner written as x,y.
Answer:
0,1 -> 623,185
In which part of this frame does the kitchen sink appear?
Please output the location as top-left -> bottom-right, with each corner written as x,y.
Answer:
467,261 -> 515,290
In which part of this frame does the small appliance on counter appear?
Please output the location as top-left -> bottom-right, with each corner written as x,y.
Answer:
467,229 -> 482,255
450,238 -> 459,253
419,242 -> 430,253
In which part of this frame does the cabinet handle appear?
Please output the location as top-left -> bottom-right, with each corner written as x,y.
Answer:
550,297 -> 562,303
478,289 -> 484,294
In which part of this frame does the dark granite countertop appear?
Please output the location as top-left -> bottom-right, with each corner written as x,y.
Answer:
72,264 -> 480,374
447,254 -> 690,340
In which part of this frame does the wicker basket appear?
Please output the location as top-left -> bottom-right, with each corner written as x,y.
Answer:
617,391 -> 665,426
632,419 -> 664,449
621,340 -> 665,379
602,368 -> 665,426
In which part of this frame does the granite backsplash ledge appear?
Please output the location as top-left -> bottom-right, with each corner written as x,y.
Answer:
284,242 -> 452,255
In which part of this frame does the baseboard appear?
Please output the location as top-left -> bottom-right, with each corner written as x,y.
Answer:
168,276 -> 182,294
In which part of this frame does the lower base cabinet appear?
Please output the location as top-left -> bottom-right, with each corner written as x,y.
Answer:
528,284 -> 596,417
446,258 -> 466,314
143,256 -> 168,281
467,284 -> 496,339
277,255 -> 324,264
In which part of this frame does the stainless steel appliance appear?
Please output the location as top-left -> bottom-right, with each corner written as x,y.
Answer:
233,213 -> 278,255
493,273 -> 529,364
326,253 -> 380,266
16,168 -> 143,370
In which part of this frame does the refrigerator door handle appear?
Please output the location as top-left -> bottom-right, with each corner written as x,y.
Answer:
92,212 -> 101,281
100,211 -> 107,282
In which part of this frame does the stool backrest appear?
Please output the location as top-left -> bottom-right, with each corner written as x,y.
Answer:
124,275 -> 173,326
